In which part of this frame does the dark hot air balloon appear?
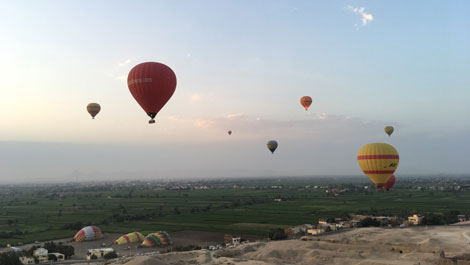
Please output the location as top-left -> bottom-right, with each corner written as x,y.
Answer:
267,140 -> 278,154
127,62 -> 177,124
87,103 -> 101,119
228,130 -> 232,135
384,126 -> 394,136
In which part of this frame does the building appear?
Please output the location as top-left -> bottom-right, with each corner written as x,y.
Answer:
33,248 -> 49,263
19,257 -> 35,265
284,224 -> 313,238
224,234 -> 241,245
49,253 -> 65,261
307,229 -> 323,235
408,214 -> 424,225
458,215 -> 467,222
87,248 -> 115,260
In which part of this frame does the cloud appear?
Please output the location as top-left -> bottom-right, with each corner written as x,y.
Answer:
191,94 -> 201,101
118,59 -> 131,67
348,6 -> 373,26
186,53 -> 192,57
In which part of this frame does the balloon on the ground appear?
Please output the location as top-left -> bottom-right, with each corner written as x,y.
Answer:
384,126 -> 394,136
114,232 -> 145,245
267,140 -> 278,154
300,96 -> 312,111
127,62 -> 177,124
357,143 -> 399,190
141,232 -> 172,248
228,130 -> 232,135
73,226 -> 103,242
384,175 -> 396,191
87,103 -> 101,119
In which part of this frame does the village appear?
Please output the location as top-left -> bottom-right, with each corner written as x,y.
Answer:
3,211 -> 469,265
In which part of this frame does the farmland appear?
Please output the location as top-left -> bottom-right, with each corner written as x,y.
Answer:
1,176 -> 470,246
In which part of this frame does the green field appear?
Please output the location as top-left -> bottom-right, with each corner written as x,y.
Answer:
1,177 -> 470,246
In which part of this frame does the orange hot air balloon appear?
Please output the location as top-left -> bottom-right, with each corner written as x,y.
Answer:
357,143 -> 399,191
384,175 -> 396,191
128,62 -> 177,124
300,96 -> 312,111
87,103 -> 101,119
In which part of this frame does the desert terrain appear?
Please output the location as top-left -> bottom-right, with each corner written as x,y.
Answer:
83,223 -> 470,265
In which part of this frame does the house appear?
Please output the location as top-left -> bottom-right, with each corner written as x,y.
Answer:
318,219 -> 328,225
49,253 -> 65,261
408,214 -> 424,225
33,248 -> 49,263
224,234 -> 241,245
284,225 -> 313,238
307,229 -> 323,235
86,248 -> 115,260
458,215 -> 467,222
19,257 -> 35,265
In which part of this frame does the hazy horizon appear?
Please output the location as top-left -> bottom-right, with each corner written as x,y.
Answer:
1,1 -> 469,184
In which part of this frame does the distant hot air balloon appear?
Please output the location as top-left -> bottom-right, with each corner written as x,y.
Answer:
87,103 -> 101,119
384,175 -> 396,191
357,143 -> 399,192
267,140 -> 278,154
127,62 -> 177,124
228,130 -> 232,135
300,96 -> 312,111
384,126 -> 394,136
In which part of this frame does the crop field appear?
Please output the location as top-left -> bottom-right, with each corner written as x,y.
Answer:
1,177 -> 470,246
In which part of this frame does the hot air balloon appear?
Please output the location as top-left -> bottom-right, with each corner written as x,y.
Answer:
384,175 -> 396,191
357,143 -> 399,192
87,103 -> 101,119
300,96 -> 312,111
141,232 -> 172,248
267,140 -> 278,154
127,62 -> 177,124
114,232 -> 144,245
73,226 -> 103,242
384,126 -> 394,136
228,130 -> 232,135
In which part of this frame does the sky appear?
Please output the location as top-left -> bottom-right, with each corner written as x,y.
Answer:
0,0 -> 469,183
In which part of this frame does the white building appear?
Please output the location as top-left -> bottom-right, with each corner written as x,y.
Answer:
87,248 -> 115,260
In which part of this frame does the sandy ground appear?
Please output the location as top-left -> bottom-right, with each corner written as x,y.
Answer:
82,224 -> 470,265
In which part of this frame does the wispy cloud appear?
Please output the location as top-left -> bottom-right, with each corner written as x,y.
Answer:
118,59 -> 131,67
348,6 -> 373,27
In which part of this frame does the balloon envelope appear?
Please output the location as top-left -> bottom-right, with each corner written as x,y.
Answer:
114,232 -> 144,245
73,226 -> 103,242
267,140 -> 278,154
228,130 -> 232,135
87,103 -> 101,119
384,175 -> 396,191
300,96 -> 312,111
384,126 -> 394,136
127,62 -> 177,123
357,143 -> 399,188
141,232 -> 172,248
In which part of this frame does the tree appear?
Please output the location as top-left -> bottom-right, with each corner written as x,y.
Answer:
268,228 -> 287,240
359,217 -> 380,227
0,251 -> 22,265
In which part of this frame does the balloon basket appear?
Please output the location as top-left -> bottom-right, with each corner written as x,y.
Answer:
149,120 -> 155,124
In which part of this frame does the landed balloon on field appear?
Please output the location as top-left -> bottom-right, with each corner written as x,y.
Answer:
127,62 -> 177,124
87,103 -> 101,119
141,232 -> 172,248
384,175 -> 396,191
384,126 -> 394,136
267,140 -> 278,154
300,96 -> 312,111
357,143 -> 399,191
114,232 -> 144,245
228,130 -> 232,135
73,226 -> 103,242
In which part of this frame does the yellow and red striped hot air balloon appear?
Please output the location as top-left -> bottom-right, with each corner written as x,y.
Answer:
357,143 -> 399,191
